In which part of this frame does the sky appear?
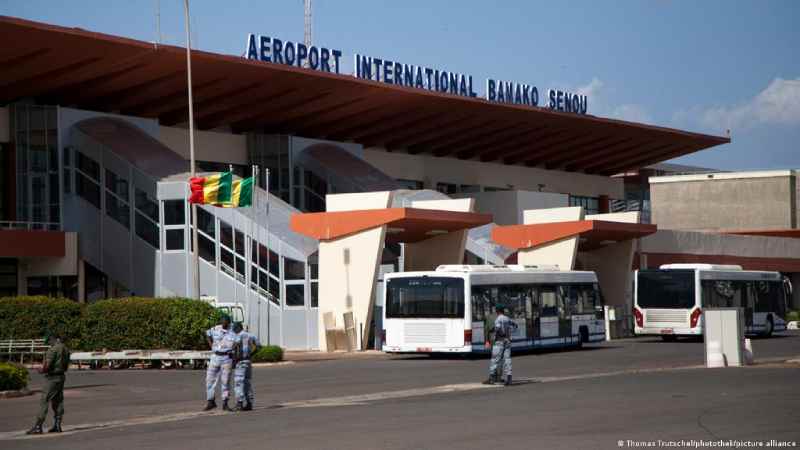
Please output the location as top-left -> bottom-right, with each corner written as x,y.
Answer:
1,0 -> 798,170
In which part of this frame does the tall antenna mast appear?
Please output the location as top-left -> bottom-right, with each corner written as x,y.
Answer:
303,0 -> 313,68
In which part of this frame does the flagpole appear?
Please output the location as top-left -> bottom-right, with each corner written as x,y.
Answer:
183,0 -> 200,300
253,165 -> 261,341
265,168 -> 271,346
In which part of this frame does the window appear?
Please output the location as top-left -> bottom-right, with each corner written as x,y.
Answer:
135,213 -> 159,248
220,247 -> 235,275
75,151 -> 100,180
135,189 -> 158,222
234,230 -> 245,257
105,169 -> 128,199
561,284 -> 601,315
435,182 -> 458,195
220,220 -> 233,249
198,233 -> 215,263
637,270 -> 696,309
165,229 -> 184,251
396,179 -> 424,190
310,282 -> 318,308
75,173 -> 101,208
269,277 -> 280,304
106,192 -> 130,228
163,200 -> 185,225
235,255 -> 246,281
283,257 -> 305,280
286,284 -> 305,307
197,208 -> 215,237
386,277 -> 465,318
569,195 -> 599,215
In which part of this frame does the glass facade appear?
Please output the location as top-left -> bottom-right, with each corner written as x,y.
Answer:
12,104 -> 60,227
569,195 -> 599,215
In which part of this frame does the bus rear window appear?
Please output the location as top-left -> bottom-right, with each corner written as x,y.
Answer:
637,270 -> 695,309
386,277 -> 464,319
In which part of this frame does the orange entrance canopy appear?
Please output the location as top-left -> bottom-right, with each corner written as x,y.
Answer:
492,220 -> 657,251
290,208 -> 493,243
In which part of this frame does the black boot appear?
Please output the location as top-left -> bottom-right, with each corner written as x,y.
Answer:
203,400 -> 217,411
242,401 -> 253,411
222,399 -> 232,412
234,401 -> 243,412
504,375 -> 512,386
26,419 -> 44,435
48,417 -> 63,433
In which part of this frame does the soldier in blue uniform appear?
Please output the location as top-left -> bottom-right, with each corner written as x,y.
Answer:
483,304 -> 517,386
231,322 -> 260,411
204,315 -> 235,411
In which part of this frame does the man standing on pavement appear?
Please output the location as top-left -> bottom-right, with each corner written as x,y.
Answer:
204,314 -> 235,411
483,304 -> 517,386
27,332 -> 70,434
231,321 -> 260,411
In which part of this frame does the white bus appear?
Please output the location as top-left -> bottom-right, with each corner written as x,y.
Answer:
382,265 -> 605,354
634,264 -> 791,340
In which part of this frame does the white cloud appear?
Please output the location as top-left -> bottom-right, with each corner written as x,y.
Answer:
575,77 -> 604,98
694,77 -> 800,132
609,104 -> 654,124
568,77 -> 653,124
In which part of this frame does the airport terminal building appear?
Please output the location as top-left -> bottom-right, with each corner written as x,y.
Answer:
1,16 -> 798,350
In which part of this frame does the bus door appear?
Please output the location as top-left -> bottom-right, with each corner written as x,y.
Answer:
537,286 -> 560,339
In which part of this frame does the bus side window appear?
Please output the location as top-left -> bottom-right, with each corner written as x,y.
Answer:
539,287 -> 558,317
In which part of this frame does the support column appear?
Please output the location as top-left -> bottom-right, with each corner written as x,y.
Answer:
517,207 -> 584,270
317,192 -> 392,352
403,198 -> 474,271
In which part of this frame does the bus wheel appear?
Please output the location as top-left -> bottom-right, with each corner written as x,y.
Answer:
661,335 -> 678,342
763,316 -> 774,337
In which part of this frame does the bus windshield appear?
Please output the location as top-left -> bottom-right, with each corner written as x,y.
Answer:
637,270 -> 696,309
386,277 -> 465,319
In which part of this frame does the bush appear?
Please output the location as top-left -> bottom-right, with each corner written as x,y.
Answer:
0,362 -> 29,391
252,345 -> 284,363
0,296 -> 83,345
787,310 -> 800,322
80,297 -> 222,351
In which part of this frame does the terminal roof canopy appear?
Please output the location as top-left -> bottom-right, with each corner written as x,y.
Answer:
0,16 -> 729,175
291,208 -> 493,243
492,220 -> 658,251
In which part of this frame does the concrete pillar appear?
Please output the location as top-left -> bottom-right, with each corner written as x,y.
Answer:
317,192 -> 392,352
404,198 -> 474,272
582,212 -> 640,309
517,207 -> 584,270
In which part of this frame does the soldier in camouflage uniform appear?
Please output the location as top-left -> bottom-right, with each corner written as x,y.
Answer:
27,333 -> 70,434
483,304 -> 517,386
204,315 -> 235,411
231,322 -> 260,411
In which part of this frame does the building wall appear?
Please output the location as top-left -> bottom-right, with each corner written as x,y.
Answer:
453,190 -> 568,225
158,126 -> 248,165
650,173 -> 797,231
362,148 -> 624,198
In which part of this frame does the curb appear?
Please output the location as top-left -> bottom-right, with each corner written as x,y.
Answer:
250,361 -> 294,368
0,388 -> 33,399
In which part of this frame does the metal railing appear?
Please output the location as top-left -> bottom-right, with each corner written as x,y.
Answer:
0,221 -> 61,231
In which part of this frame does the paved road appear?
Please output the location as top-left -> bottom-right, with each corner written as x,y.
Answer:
2,333 -> 799,449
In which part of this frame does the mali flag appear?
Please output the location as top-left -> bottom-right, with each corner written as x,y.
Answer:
189,172 -> 253,207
